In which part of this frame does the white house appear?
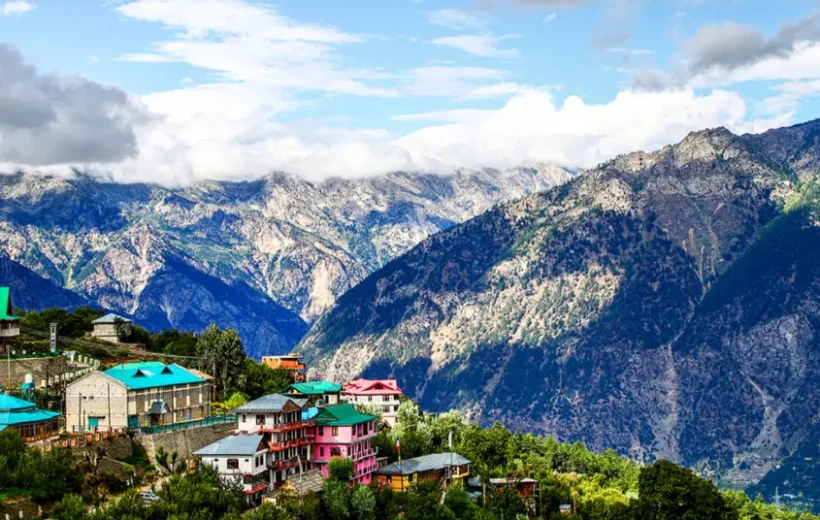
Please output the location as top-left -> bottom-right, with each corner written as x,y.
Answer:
194,434 -> 270,504
91,313 -> 132,344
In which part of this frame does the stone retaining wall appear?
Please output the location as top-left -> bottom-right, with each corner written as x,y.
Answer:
142,421 -> 236,465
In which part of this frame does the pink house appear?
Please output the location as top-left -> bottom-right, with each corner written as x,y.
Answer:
311,403 -> 379,484
341,379 -> 403,427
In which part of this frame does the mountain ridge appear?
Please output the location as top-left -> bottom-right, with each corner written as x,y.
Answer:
297,119 -> 820,502
0,165 -> 571,357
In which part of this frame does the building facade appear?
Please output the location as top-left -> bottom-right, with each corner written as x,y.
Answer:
90,313 -> 132,344
284,381 -> 342,406
66,362 -> 212,432
0,394 -> 60,442
312,403 -> 379,484
261,354 -> 306,382
194,434 -> 270,504
376,453 -> 471,492
0,287 -> 21,349
233,394 -> 315,487
341,379 -> 403,427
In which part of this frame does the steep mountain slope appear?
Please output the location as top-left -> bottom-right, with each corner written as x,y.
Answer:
298,119 -> 820,502
0,167 -> 570,357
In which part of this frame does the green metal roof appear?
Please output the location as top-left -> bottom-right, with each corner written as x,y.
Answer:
0,287 -> 21,321
103,362 -> 205,390
0,394 -> 60,428
315,403 -> 376,426
285,381 -> 342,396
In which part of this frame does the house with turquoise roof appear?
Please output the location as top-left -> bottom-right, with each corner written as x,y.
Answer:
283,381 -> 342,406
0,287 -> 21,344
0,393 -> 60,442
65,361 -> 213,432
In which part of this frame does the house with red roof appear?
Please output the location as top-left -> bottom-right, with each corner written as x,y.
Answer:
341,379 -> 403,427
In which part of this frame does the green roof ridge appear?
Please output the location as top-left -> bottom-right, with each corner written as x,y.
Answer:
315,403 -> 377,426
287,381 -> 342,395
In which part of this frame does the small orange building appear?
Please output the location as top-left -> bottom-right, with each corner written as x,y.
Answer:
261,353 -> 306,382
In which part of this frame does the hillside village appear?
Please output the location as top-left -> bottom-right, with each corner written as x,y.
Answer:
0,286 -> 816,520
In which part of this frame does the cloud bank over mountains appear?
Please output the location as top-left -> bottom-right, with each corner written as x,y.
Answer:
0,0 -> 817,185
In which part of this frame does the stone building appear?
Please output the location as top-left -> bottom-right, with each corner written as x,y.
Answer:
66,362 -> 212,433
91,313 -> 132,344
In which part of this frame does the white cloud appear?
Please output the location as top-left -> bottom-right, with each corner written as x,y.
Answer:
403,66 -> 509,96
392,88 -> 785,173
426,8 -> 487,30
544,13 -> 557,22
432,34 -> 521,59
2,1 -> 34,15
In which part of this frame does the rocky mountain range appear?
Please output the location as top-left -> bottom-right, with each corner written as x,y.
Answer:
0,166 -> 570,357
298,119 -> 820,505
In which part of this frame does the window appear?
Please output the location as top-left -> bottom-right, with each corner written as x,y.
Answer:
242,414 -> 247,422
227,459 -> 239,470
368,396 -> 372,402
320,448 -> 325,457
318,426 -> 324,436
128,395 -> 136,403
332,427 -> 338,436
256,415 -> 265,425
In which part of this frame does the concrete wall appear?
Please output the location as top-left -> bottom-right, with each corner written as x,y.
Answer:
65,371 -> 129,433
92,322 -> 131,343
0,354 -> 67,388
142,420 -> 237,464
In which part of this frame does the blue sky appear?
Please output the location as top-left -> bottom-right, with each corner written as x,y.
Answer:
1,0 -> 819,183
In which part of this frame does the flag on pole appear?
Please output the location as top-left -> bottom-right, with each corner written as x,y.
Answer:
396,436 -> 401,461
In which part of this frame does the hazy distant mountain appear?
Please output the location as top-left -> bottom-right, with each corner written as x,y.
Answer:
298,120 -> 820,504
0,166 -> 571,357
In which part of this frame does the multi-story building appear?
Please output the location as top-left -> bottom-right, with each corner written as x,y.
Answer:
261,354 -> 306,382
284,381 -> 342,406
341,379 -> 403,427
194,434 -> 270,504
233,394 -> 315,487
90,313 -> 132,344
0,287 -> 21,349
312,403 -> 379,484
66,362 -> 213,432
375,453 -> 471,492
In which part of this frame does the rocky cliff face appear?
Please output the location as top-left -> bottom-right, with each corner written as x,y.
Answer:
0,166 -> 570,357
298,120 -> 820,503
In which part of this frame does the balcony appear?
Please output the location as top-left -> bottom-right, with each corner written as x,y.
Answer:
268,458 -> 300,471
256,419 -> 314,434
351,447 -> 378,461
268,437 -> 312,451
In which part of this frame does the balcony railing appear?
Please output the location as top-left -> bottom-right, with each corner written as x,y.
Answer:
268,437 -> 311,451
256,419 -> 315,434
351,447 -> 378,461
268,458 -> 300,471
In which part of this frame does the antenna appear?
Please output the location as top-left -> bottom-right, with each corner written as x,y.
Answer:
774,487 -> 781,508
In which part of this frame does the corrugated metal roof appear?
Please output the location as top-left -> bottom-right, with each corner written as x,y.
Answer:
376,453 -> 471,476
0,287 -> 20,321
286,381 -> 341,395
315,403 -> 376,426
194,434 -> 265,456
104,362 -> 205,390
281,469 -> 324,494
0,395 -> 60,427
92,313 -> 132,324
0,394 -> 37,412
234,394 -> 308,414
